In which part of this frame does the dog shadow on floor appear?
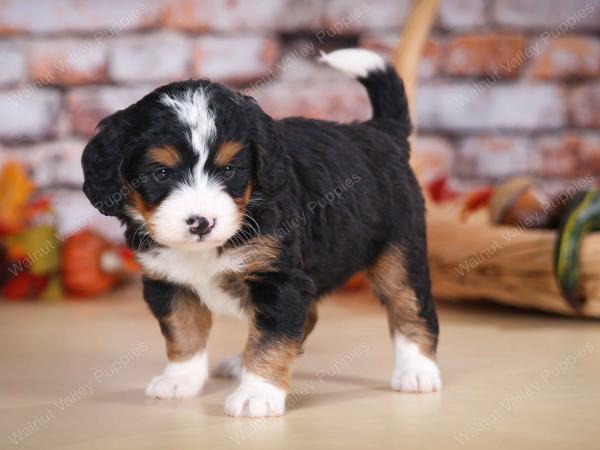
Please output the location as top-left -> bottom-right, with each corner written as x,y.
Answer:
284,370 -> 387,411
88,369 -> 443,417
89,379 -> 229,413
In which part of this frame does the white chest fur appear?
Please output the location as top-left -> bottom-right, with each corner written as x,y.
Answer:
137,246 -> 248,319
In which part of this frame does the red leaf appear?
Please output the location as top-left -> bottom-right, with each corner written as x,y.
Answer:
428,177 -> 460,203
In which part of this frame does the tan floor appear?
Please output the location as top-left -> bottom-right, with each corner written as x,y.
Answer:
0,282 -> 599,450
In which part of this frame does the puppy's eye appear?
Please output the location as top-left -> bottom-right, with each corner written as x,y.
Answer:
220,166 -> 235,180
154,168 -> 172,182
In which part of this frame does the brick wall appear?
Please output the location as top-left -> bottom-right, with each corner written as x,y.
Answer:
0,0 -> 598,237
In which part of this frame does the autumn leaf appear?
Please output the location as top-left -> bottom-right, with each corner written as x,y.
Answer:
0,161 -> 35,235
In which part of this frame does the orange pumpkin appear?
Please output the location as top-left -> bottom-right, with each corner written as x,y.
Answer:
61,230 -> 122,298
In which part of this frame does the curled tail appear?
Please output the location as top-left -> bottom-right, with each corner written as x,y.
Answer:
319,48 -> 411,134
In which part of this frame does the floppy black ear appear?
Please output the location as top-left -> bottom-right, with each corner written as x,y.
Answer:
81,112 -> 128,217
253,111 -> 290,199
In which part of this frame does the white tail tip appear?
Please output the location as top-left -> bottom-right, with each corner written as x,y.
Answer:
319,48 -> 386,78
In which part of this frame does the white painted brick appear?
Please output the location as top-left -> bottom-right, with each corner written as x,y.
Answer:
569,82 -> 600,128
109,32 -> 190,83
162,0 -> 322,32
252,79 -> 370,122
28,38 -> 108,85
66,85 -> 154,136
192,35 -> 279,84
0,40 -> 25,86
49,189 -> 125,243
0,139 -> 86,187
0,0 -> 160,34
439,0 -> 487,29
417,83 -> 566,131
493,0 -> 600,30
0,88 -> 61,142
413,135 -> 455,182
322,0 -> 410,33
457,135 -> 532,178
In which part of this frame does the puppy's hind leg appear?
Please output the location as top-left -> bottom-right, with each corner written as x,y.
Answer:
366,244 -> 441,393
213,354 -> 243,380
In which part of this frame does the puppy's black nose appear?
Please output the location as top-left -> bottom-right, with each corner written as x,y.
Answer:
186,215 -> 212,236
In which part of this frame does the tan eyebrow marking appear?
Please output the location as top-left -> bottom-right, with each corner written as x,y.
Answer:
130,191 -> 157,221
148,145 -> 181,168
215,141 -> 244,166
234,180 -> 254,213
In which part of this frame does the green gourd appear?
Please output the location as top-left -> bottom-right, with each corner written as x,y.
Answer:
554,189 -> 600,310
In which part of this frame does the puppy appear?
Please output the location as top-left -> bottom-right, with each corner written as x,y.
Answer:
81,48 -> 441,418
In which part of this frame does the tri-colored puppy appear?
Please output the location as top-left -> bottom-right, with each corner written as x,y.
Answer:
81,48 -> 441,418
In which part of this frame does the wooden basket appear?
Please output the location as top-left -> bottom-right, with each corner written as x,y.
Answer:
427,203 -> 600,318
385,0 -> 600,318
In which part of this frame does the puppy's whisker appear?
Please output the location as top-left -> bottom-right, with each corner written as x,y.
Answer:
240,219 -> 259,239
244,215 -> 261,236
233,230 -> 251,247
131,223 -> 146,246
239,223 -> 257,245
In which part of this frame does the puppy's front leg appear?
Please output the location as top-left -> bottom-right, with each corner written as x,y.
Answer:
224,328 -> 301,417
225,274 -> 310,417
143,278 -> 212,399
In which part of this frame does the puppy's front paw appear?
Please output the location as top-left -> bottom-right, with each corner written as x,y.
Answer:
145,373 -> 204,398
213,355 -> 242,379
145,352 -> 208,399
390,356 -> 441,393
224,371 -> 286,417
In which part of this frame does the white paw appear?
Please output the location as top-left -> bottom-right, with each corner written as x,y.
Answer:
213,355 -> 242,379
145,351 -> 208,399
390,356 -> 441,393
145,373 -> 204,398
224,370 -> 287,418
390,333 -> 442,393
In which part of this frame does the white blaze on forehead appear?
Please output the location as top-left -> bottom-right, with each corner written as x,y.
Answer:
160,88 -> 216,164
150,88 -> 241,251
